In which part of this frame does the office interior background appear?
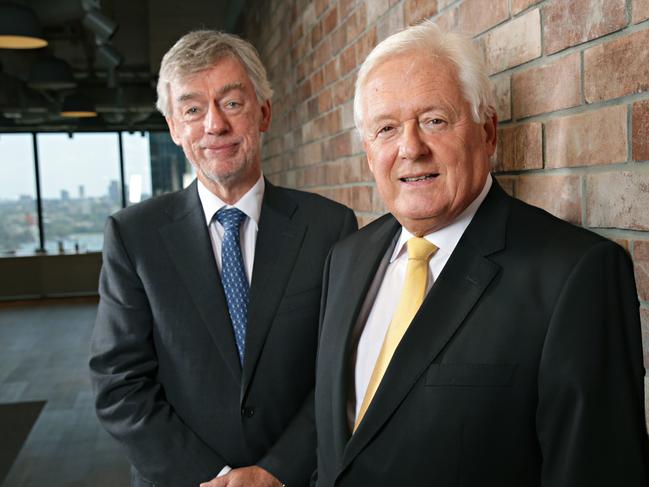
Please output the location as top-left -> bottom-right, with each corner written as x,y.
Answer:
0,0 -> 648,485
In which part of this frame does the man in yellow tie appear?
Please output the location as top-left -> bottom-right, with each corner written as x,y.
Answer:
313,21 -> 649,487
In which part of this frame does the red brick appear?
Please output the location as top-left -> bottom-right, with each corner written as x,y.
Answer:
314,38 -> 332,67
494,123 -> 543,172
482,9 -> 542,75
512,0 -> 543,14
635,241 -> 649,302
512,52 -> 580,118
323,6 -> 338,35
339,0 -> 358,20
633,0 -> 649,23
330,25 -> 347,53
586,171 -> 649,231
367,0 -> 391,23
311,20 -> 324,47
357,214 -> 378,228
372,186 -> 387,213
404,0 -> 438,26
584,29 -> 649,103
494,175 -> 516,196
315,0 -> 329,17
346,4 -> 367,42
377,4 -> 405,42
545,105 -> 627,168
332,75 -> 355,105
632,100 -> 649,162
318,88 -> 334,113
542,0 -> 626,55
341,100 -> 355,130
323,59 -> 340,86
361,155 -> 374,180
340,43 -> 357,75
516,175 -> 582,224
433,5 -> 457,31
458,0 -> 508,37
355,26 -> 377,65
493,75 -> 511,122
329,185 -> 373,212
328,131 -> 353,159
310,69 -> 325,96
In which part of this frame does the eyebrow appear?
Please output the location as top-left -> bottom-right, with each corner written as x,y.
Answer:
176,82 -> 245,103
368,104 -> 454,124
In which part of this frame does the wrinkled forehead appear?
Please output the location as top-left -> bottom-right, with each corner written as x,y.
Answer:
360,54 -> 463,116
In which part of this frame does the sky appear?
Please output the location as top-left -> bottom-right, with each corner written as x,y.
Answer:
0,132 -> 152,200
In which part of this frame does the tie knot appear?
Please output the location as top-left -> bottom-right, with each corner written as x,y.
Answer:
407,237 -> 437,261
215,207 -> 246,231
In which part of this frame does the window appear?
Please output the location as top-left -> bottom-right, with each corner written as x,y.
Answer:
0,134 -> 38,255
37,133 -> 122,253
0,130 -> 191,255
122,131 -> 153,205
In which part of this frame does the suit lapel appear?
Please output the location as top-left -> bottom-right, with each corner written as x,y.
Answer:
158,181 -> 242,383
240,181 -> 305,400
329,215 -> 400,464
340,181 -> 510,474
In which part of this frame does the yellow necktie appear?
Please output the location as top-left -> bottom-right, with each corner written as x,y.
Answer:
354,237 -> 438,431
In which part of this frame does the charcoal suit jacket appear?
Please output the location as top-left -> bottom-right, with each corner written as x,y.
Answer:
90,178 -> 357,487
314,179 -> 649,487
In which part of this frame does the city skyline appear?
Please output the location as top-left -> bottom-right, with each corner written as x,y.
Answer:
0,132 -> 152,200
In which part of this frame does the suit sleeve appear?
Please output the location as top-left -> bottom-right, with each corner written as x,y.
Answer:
89,216 -> 227,487
537,240 -> 649,486
257,207 -> 357,486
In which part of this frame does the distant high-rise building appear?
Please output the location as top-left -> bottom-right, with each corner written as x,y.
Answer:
108,180 -> 120,204
61,189 -> 70,201
78,185 -> 85,199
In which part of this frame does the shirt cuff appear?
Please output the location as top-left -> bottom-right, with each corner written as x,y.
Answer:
217,465 -> 232,477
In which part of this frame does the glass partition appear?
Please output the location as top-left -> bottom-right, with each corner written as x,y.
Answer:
37,133 -> 122,253
0,134 -> 39,255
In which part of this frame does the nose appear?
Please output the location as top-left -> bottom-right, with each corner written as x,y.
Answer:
398,120 -> 430,161
205,102 -> 230,135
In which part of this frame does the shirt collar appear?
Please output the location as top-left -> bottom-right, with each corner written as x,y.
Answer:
390,173 -> 493,262
197,174 -> 265,229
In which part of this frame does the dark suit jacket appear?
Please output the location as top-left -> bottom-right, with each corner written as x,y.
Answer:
90,179 -> 357,487
314,180 -> 649,487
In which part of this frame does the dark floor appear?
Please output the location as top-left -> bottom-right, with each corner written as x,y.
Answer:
0,299 -> 129,487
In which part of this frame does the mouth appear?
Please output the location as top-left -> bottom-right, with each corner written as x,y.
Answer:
203,142 -> 238,151
399,173 -> 439,183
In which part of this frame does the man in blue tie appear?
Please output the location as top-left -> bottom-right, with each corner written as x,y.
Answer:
90,30 -> 357,487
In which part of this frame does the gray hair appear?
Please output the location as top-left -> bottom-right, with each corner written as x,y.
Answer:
156,30 -> 273,116
353,21 -> 495,136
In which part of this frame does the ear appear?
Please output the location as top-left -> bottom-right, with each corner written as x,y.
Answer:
165,115 -> 181,146
482,112 -> 498,157
259,100 -> 272,133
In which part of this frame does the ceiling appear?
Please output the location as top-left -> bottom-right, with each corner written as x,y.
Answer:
0,0 -> 246,133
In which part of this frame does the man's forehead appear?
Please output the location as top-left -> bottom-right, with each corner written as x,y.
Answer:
170,58 -> 251,95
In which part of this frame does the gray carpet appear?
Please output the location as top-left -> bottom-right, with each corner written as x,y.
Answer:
0,401 -> 46,484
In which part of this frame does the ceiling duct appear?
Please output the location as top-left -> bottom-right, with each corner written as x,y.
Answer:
28,56 -> 77,90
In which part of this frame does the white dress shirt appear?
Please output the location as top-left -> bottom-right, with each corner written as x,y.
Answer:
196,175 -> 265,478
353,175 -> 493,422
197,175 -> 265,284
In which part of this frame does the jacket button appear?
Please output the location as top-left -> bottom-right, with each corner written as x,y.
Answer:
241,407 -> 255,418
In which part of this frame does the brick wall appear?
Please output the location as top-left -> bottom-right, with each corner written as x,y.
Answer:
243,0 -> 649,421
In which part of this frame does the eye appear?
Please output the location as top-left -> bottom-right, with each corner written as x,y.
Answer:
376,125 -> 396,138
224,100 -> 242,110
184,106 -> 200,116
421,118 -> 446,130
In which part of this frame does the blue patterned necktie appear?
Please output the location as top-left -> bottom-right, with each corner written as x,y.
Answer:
215,207 -> 249,364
